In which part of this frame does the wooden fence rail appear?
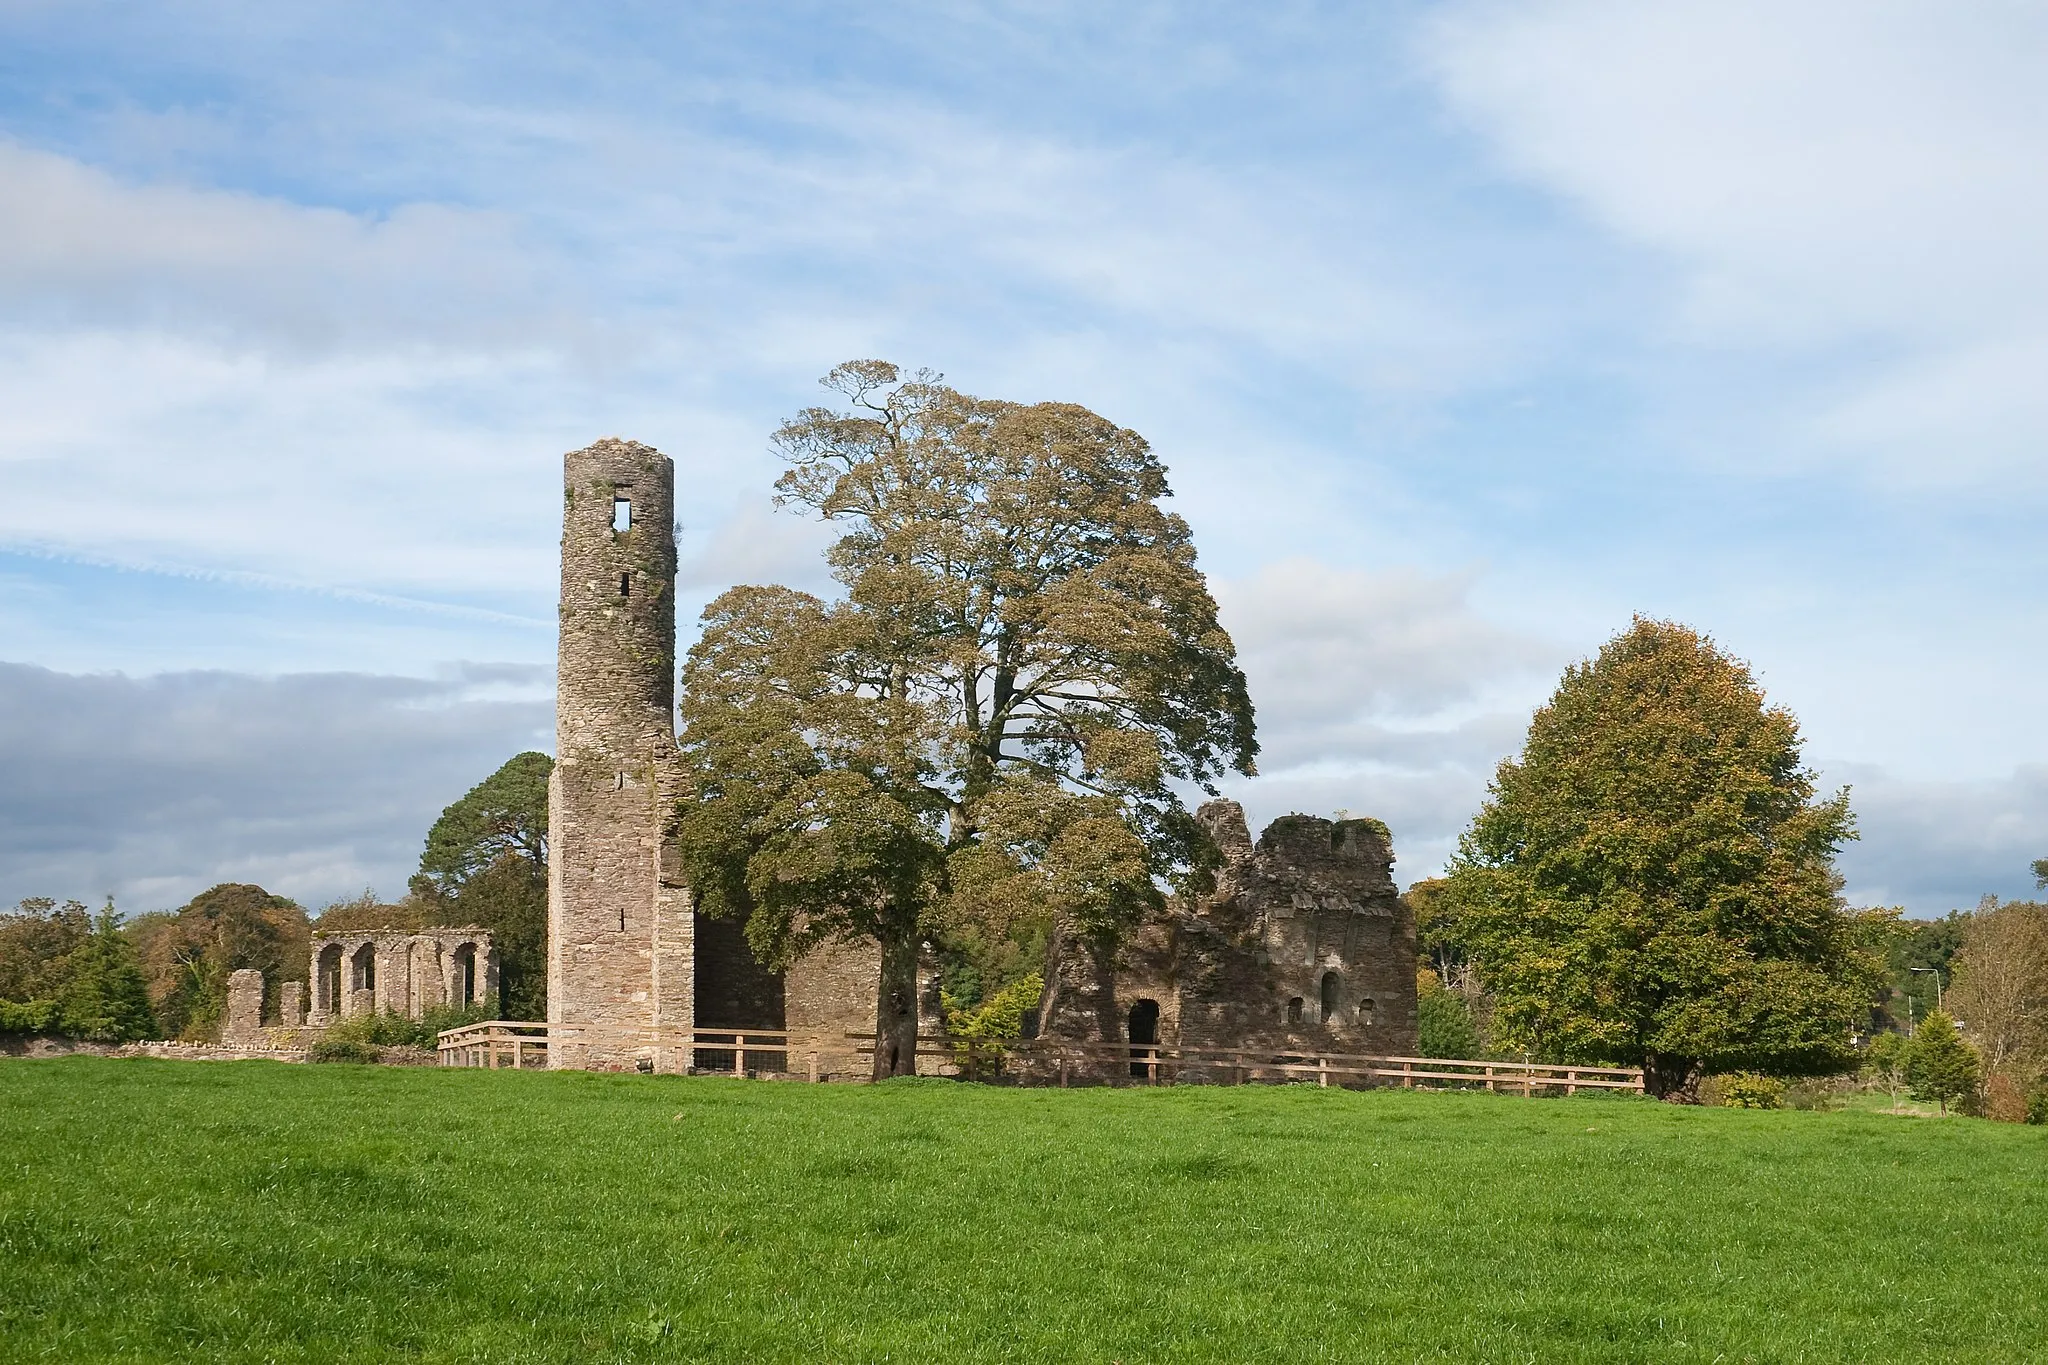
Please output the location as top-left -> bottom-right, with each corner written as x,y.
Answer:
439,1021 -> 1643,1093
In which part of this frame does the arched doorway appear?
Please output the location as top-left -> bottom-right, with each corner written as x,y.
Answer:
316,944 -> 344,1017
1320,971 -> 1340,1023
1127,998 -> 1160,1078
350,944 -> 376,1012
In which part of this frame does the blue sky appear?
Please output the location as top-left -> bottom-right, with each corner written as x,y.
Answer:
3,2 -> 2045,914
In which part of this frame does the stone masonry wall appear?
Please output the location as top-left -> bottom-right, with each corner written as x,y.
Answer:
1038,800 -> 1417,1078
549,438 -> 691,1071
307,930 -> 497,1023
224,968 -> 265,1044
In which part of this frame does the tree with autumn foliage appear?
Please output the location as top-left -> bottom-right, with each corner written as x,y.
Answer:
1442,618 -> 1888,1099
672,361 -> 1257,1076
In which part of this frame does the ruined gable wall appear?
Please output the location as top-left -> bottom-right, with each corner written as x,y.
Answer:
1036,799 -> 1418,1069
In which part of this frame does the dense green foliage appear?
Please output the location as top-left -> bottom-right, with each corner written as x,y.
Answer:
939,972 -> 1043,1079
1714,1073 -> 1786,1109
1443,619 -> 1886,1098
1906,1010 -> 1982,1114
407,751 -> 554,1019
4,1061 -> 2047,1362
417,751 -> 551,890
1415,971 -> 1483,1058
674,361 -> 1256,1075
1881,909 -> 1966,1033
0,901 -> 157,1042
322,1004 -> 491,1050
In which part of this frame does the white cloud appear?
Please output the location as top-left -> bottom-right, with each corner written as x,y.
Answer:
1424,1 -> 2048,484
0,139 -> 555,351
1211,558 -> 1561,882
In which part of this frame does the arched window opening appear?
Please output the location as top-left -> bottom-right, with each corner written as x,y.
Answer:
1127,998 -> 1160,1079
1285,996 -> 1304,1027
1358,997 -> 1376,1028
351,944 -> 376,994
316,944 -> 344,1015
1320,971 -> 1341,1023
454,944 -> 478,1006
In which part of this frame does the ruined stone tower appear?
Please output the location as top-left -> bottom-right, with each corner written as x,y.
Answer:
548,439 -> 692,1070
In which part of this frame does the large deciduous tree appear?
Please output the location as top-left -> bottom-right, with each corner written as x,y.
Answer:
674,361 -> 1257,1076
1442,618 -> 1886,1099
1947,898 -> 2048,1082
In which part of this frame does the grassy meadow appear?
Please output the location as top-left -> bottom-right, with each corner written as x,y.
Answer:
2,1058 -> 2043,1363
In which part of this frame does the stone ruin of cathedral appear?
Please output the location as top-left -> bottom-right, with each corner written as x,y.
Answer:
545,438 -> 1417,1077
209,438 -> 1417,1073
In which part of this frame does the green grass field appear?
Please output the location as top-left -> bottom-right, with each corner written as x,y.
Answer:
3,1059 -> 2043,1363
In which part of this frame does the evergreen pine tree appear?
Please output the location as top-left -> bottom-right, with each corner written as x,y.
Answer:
1906,1010 -> 1981,1114
57,906 -> 159,1043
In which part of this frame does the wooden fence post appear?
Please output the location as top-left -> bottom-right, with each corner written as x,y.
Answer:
1318,1055 -> 1329,1089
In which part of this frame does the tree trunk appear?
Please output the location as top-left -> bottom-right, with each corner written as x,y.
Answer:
1643,1052 -> 1700,1102
871,929 -> 920,1080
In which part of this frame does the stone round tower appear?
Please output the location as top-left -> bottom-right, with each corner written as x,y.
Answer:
548,438 -> 692,1070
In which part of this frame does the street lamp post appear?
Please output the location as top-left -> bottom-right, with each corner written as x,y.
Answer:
1910,966 -> 1943,1016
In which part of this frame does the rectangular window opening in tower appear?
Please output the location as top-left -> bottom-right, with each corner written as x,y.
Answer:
612,496 -> 632,533
619,573 -> 631,597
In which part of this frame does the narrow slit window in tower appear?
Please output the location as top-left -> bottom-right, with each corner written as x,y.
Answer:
619,572 -> 631,597
618,906 -> 626,933
613,496 -> 632,533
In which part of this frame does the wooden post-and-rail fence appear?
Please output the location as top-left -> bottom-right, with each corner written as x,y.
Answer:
435,1021 -> 1645,1094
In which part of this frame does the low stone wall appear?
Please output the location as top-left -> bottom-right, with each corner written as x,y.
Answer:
0,1036 -> 310,1061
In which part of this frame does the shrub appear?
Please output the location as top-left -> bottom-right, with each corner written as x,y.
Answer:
1416,970 -> 1483,1059
320,1004 -> 489,1051
308,1037 -> 381,1064
1716,1073 -> 1785,1109
1982,1072 -> 2032,1123
2026,1087 -> 2048,1126
0,999 -> 60,1035
324,1010 -> 425,1047
942,973 -> 1042,1080
1783,1076 -> 1844,1111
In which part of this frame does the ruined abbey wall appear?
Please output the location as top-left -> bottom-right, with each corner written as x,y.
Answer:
545,436 -> 1414,1080
307,929 -> 497,1024
1038,799 -> 1418,1076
